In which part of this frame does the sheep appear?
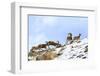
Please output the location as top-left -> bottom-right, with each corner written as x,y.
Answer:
46,41 -> 62,48
66,33 -> 73,44
73,33 -> 81,42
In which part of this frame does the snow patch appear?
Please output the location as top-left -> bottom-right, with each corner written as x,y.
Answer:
55,38 -> 88,60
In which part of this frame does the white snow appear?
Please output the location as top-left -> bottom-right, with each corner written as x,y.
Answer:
28,38 -> 88,61
54,38 -> 88,60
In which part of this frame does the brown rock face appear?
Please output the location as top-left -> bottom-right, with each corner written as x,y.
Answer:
43,51 -> 57,60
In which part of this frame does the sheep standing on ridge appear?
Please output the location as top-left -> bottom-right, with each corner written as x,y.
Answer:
46,41 -> 62,48
66,33 -> 73,45
73,33 -> 81,42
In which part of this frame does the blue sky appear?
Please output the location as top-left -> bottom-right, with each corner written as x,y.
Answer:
28,15 -> 88,49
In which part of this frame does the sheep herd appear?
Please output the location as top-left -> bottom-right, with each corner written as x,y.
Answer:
28,33 -> 82,61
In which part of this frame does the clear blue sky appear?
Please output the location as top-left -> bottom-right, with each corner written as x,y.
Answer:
28,15 -> 88,49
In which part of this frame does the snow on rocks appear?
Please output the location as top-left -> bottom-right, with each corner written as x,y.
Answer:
55,38 -> 88,60
28,38 -> 88,61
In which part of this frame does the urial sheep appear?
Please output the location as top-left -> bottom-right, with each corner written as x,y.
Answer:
46,41 -> 62,48
66,33 -> 73,44
73,33 -> 81,42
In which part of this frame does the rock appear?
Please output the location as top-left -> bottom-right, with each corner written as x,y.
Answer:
82,56 -> 87,59
29,37 -> 88,60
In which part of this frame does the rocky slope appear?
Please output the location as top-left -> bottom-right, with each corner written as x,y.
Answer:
28,38 -> 88,61
55,38 -> 88,60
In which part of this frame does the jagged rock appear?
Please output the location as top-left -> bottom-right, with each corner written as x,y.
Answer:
28,38 -> 88,60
